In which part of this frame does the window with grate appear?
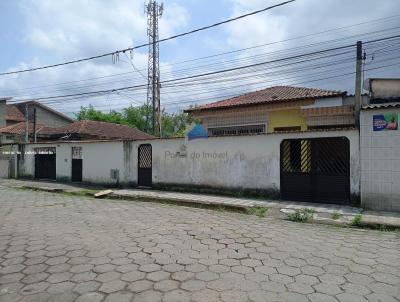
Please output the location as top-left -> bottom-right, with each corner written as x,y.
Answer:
208,124 -> 265,136
281,139 -> 311,173
273,126 -> 301,133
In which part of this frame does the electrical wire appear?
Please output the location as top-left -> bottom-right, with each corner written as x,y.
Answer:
1,19 -> 398,96
0,0 -> 295,76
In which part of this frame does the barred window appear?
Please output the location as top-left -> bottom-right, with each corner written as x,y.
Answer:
273,126 -> 301,133
208,124 -> 266,136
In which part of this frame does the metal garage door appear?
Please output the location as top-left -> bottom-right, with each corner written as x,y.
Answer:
280,137 -> 350,204
34,148 -> 56,180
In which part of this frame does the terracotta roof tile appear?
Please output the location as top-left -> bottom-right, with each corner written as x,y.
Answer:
49,120 -> 154,140
6,105 -> 25,122
0,120 -> 154,140
0,122 -> 51,135
185,86 -> 345,112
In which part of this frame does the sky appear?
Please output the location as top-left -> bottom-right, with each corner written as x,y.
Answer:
0,0 -> 399,117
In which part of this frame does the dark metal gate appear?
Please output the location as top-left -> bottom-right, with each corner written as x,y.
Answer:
72,160 -> 82,182
34,148 -> 56,180
280,137 -> 350,204
138,144 -> 152,187
71,147 -> 82,182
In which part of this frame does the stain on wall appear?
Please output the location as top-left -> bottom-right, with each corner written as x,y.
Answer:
123,141 -> 133,182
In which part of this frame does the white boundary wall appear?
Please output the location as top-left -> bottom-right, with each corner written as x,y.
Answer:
19,141 -> 134,186
19,130 -> 360,197
360,107 -> 400,211
147,130 -> 360,195
0,160 -> 9,178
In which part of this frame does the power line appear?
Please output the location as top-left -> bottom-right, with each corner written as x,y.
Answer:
0,0 -> 295,76
59,60 -> 400,113
9,35 -> 399,105
10,43 -> 356,102
47,51 -> 399,104
1,19 -> 398,95
14,45 -> 400,110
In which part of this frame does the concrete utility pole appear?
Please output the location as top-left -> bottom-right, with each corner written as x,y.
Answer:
33,107 -> 37,142
25,104 -> 29,143
145,0 -> 163,136
354,41 -> 362,126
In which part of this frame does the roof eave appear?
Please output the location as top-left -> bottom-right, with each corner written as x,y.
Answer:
185,93 -> 345,113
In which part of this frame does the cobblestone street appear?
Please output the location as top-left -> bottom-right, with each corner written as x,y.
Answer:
0,187 -> 399,302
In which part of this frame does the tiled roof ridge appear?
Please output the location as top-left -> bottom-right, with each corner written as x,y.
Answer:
185,85 -> 345,112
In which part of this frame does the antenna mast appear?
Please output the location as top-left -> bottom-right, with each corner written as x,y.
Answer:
145,1 -> 163,136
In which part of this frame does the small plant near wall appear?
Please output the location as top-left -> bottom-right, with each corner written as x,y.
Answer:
331,211 -> 343,220
351,214 -> 363,226
287,208 -> 315,223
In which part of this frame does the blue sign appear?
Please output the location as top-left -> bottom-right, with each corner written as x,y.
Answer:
187,123 -> 208,141
373,114 -> 398,131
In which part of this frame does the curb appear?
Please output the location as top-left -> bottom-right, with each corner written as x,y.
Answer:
13,185 -> 400,230
107,192 -> 250,211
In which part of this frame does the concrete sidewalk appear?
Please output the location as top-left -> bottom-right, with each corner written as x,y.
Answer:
112,189 -> 361,214
1,178 -> 399,228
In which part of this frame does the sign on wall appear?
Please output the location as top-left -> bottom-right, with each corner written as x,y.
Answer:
373,113 -> 398,131
186,123 -> 208,141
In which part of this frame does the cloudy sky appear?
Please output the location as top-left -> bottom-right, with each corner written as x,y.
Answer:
0,0 -> 399,116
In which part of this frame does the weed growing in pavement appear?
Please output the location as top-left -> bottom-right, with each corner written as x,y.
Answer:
303,208 -> 316,214
331,211 -> 343,220
246,207 -> 268,217
287,208 -> 315,223
351,214 -> 363,226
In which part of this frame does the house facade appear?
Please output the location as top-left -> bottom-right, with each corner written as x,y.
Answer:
0,99 -> 74,144
185,86 -> 356,136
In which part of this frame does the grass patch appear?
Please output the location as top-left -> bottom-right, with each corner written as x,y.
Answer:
331,211 -> 343,220
246,207 -> 268,217
287,208 -> 315,223
351,214 -> 363,226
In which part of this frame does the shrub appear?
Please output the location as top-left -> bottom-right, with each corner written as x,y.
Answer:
351,214 -> 363,226
287,208 -> 315,223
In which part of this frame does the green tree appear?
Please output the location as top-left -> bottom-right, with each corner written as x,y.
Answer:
75,104 -> 192,138
75,105 -> 124,124
123,104 -> 152,132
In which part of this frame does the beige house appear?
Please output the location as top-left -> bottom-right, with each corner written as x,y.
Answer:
185,86 -> 356,136
0,99 -> 74,144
